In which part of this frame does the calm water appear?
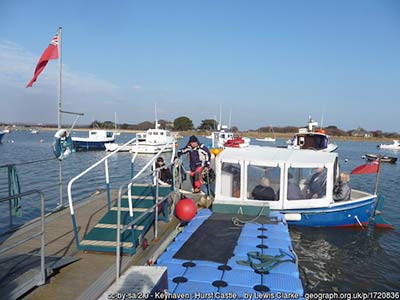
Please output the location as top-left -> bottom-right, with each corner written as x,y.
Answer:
0,131 -> 399,292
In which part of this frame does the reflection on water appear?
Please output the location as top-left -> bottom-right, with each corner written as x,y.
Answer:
1,133 -> 400,291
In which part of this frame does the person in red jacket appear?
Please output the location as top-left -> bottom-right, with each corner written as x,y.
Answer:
176,135 -> 211,193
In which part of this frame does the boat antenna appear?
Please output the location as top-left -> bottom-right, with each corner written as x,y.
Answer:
219,104 -> 222,129
320,113 -> 324,129
228,109 -> 232,130
154,103 -> 159,129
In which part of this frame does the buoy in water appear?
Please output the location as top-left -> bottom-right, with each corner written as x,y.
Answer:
175,198 -> 197,222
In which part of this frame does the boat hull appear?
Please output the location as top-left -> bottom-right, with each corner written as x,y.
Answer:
365,154 -> 397,164
0,132 -> 4,143
73,139 -> 114,151
131,143 -> 174,154
279,197 -> 376,227
104,143 -> 131,152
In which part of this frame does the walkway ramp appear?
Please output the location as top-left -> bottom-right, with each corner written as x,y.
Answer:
0,253 -> 78,300
79,184 -> 173,255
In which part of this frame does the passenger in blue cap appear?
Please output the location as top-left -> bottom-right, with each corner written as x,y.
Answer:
176,135 -> 211,193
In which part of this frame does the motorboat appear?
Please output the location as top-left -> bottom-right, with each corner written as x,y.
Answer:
130,122 -> 175,154
210,124 -> 250,149
223,136 -> 251,148
364,154 -> 397,164
72,130 -> 116,151
287,117 -> 337,152
213,146 -> 385,227
378,140 -> 400,150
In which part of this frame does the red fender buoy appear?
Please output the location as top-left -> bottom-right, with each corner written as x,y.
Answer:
175,198 -> 197,222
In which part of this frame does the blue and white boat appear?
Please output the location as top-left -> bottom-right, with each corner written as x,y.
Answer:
72,130 -> 116,150
0,130 -> 6,143
213,146 -> 380,227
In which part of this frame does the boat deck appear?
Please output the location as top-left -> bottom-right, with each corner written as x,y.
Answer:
0,190 -> 178,300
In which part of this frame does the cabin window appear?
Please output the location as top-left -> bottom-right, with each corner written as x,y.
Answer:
160,132 -> 164,135
247,165 -> 280,201
106,132 -> 113,138
286,167 -> 327,200
90,132 -> 97,135
221,162 -> 241,198
153,132 -> 159,135
148,132 -> 152,135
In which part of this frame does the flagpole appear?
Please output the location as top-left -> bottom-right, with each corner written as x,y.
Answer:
58,26 -> 62,129
58,26 -> 63,208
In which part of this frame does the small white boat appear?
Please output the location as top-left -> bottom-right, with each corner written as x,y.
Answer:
72,130 -> 116,151
256,137 -> 276,142
256,126 -> 276,142
378,140 -> 400,150
31,129 -> 39,134
287,117 -> 337,152
104,132 -> 147,152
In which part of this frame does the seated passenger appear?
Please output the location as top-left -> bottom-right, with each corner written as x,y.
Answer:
306,167 -> 327,198
251,178 -> 275,200
276,173 -> 303,200
333,172 -> 351,201
287,173 -> 304,200
155,157 -> 172,185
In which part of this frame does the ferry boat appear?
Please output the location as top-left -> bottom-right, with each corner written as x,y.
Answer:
287,117 -> 337,152
72,130 -> 116,150
214,146 -> 381,227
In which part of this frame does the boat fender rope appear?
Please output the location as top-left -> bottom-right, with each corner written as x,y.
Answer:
232,205 -> 268,227
236,249 -> 295,272
52,129 -> 74,161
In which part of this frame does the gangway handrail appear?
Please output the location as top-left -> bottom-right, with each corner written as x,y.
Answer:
67,136 -> 138,215
0,189 -> 46,286
115,141 -> 176,280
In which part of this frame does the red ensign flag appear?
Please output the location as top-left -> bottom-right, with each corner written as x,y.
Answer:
351,160 -> 380,175
26,33 -> 59,88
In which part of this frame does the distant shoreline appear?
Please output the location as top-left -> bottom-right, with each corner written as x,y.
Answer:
5,126 -> 397,143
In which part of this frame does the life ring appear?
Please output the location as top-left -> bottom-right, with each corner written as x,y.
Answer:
52,129 -> 74,160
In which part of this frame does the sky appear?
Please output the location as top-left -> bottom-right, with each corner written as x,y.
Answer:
0,0 -> 399,132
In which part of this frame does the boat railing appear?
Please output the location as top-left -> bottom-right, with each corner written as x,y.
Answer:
0,189 -> 46,286
67,136 -> 138,248
0,158 -> 61,230
115,141 -> 176,281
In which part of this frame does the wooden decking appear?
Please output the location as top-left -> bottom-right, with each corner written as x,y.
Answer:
0,190 -> 179,300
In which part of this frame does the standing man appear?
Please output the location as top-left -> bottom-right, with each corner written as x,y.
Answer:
176,135 -> 211,193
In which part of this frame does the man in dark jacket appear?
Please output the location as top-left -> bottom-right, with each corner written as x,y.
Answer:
176,135 -> 211,193
251,178 -> 275,200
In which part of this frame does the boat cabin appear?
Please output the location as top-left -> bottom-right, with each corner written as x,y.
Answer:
211,130 -> 234,148
89,130 -> 115,139
288,131 -> 329,151
214,146 -> 339,210
145,128 -> 173,144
